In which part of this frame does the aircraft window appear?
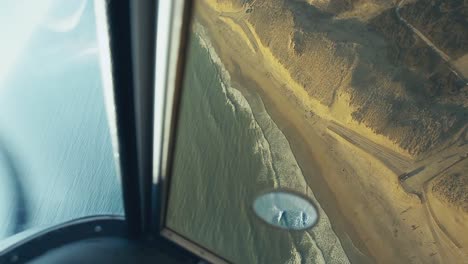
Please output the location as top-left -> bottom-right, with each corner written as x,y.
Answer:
163,0 -> 467,263
253,190 -> 318,231
0,0 -> 123,245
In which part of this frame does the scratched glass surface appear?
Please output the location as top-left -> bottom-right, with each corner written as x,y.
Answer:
0,0 -> 123,244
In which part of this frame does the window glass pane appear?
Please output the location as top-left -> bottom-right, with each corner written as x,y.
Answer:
166,0 -> 467,263
0,0 -> 123,243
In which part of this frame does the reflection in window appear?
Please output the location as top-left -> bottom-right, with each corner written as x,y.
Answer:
0,0 -> 123,243
166,0 -> 467,263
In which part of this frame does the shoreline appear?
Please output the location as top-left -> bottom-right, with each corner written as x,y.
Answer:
230,63 -> 373,264
193,4 -> 372,263
194,21 -> 352,262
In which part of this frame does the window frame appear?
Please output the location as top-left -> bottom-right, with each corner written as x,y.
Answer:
153,0 -> 230,263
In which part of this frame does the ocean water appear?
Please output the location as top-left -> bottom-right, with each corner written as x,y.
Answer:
166,23 -> 349,264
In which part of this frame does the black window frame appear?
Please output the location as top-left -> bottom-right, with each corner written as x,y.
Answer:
0,0 -> 227,262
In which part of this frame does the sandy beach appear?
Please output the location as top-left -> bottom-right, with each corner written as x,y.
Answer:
195,3 -> 373,263
230,66 -> 373,263
192,0 -> 466,263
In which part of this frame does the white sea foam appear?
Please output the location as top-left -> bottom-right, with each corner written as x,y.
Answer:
194,22 -> 350,264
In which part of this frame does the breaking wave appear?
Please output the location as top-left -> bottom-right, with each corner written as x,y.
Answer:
193,22 -> 350,264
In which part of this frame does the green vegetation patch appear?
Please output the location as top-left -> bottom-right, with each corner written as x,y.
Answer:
432,171 -> 468,212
